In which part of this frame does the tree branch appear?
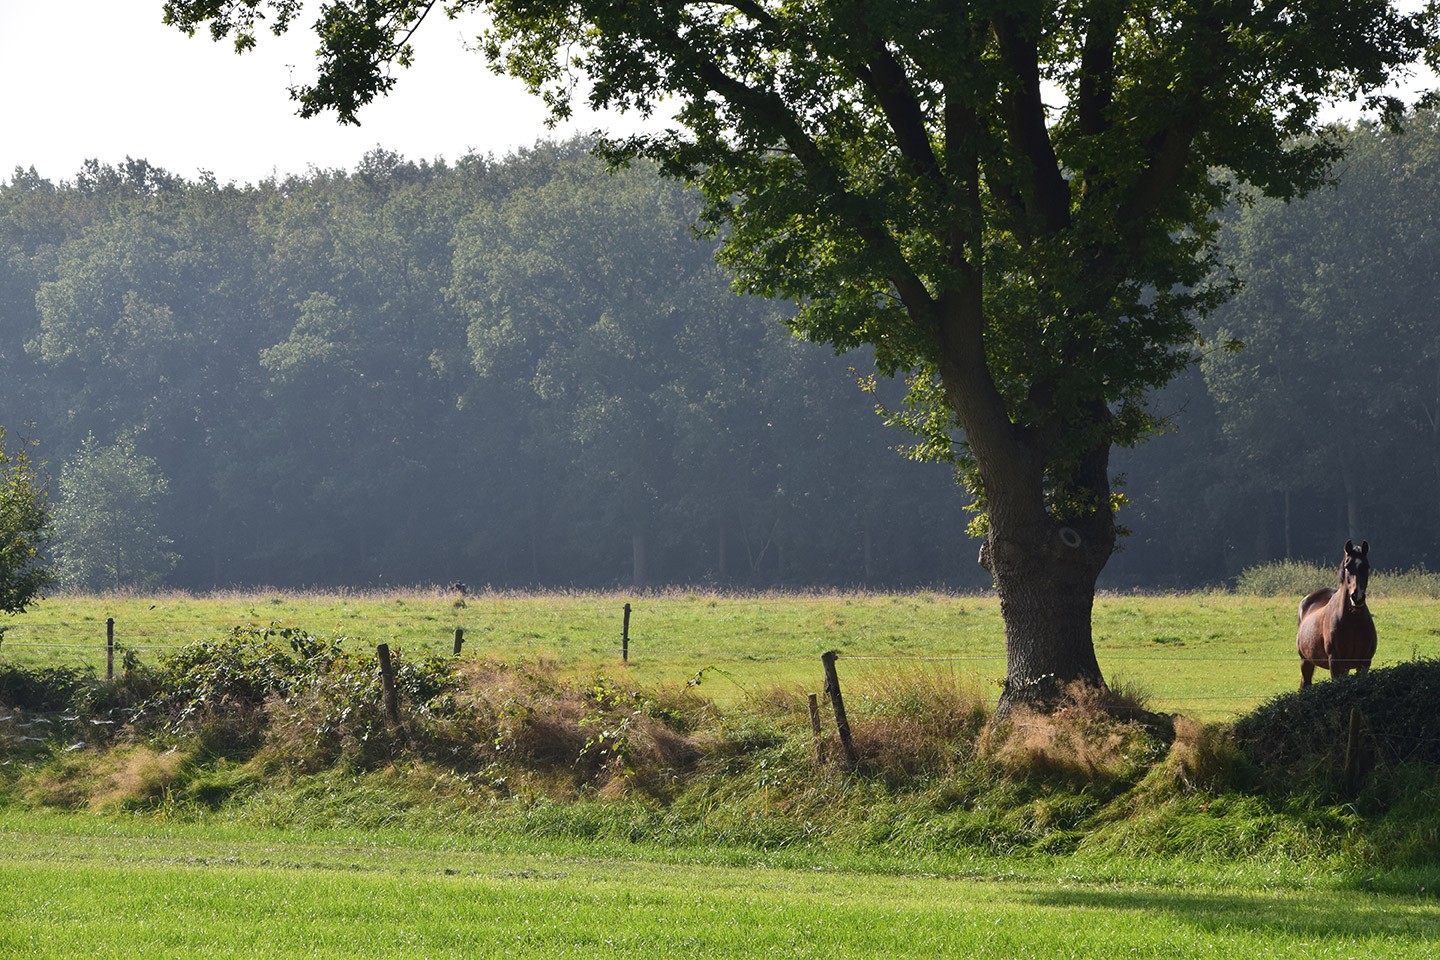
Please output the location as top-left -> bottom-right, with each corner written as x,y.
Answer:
1112,7 -> 1232,229
1077,2 -> 1123,138
853,43 -> 943,183
712,2 -> 943,188
688,56 -> 938,318
990,12 -> 1071,235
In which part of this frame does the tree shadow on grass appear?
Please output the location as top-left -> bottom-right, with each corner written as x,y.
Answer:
1018,885 -> 1440,944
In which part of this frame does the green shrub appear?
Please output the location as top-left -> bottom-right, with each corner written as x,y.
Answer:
0,663 -> 91,712
1370,567 -> 1440,599
264,647 -> 459,771
1234,560 -> 1333,597
134,624 -> 340,751
1236,560 -> 1440,598
1233,660 -> 1440,785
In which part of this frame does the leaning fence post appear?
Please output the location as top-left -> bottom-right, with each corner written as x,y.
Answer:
807,692 -> 826,765
106,618 -> 115,680
622,602 -> 632,664
821,650 -> 857,770
453,627 -> 465,656
376,643 -> 402,727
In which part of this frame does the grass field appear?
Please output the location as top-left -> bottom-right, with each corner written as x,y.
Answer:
3,809 -> 1439,959
3,588 -> 1439,718
6,589 -> 1440,956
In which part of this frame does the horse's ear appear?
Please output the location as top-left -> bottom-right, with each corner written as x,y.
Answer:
1360,540 -> 1369,556
1345,539 -> 1354,555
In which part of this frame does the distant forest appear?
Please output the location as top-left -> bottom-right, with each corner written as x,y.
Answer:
2,119 -> 1437,592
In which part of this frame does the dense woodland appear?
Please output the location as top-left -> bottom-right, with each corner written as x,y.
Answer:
1,120 -> 1437,592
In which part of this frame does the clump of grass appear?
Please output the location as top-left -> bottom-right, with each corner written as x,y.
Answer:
1159,715 -> 1252,793
979,684 -> 1165,787
17,745 -> 188,811
261,656 -> 715,801
848,669 -> 990,781
136,624 -> 345,752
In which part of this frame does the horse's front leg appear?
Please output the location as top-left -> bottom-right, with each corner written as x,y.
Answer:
1300,659 -> 1315,689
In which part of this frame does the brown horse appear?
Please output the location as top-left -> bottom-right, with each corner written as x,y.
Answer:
1296,539 -> 1377,688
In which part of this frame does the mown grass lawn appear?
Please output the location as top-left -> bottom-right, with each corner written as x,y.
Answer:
2,811 -> 1438,959
5,590 -> 1439,719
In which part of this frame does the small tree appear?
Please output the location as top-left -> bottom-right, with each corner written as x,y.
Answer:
0,426 -> 52,615
52,435 -> 179,591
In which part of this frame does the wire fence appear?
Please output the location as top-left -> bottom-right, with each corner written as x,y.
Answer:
0,609 -> 1423,714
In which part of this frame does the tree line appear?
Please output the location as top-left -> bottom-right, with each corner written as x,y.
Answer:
0,143 -> 976,591
2,119 -> 1438,593
1109,115 -> 1440,587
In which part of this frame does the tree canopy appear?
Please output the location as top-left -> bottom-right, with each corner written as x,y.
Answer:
1,146 -> 972,591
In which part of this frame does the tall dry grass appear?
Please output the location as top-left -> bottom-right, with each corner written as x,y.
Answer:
978,683 -> 1166,786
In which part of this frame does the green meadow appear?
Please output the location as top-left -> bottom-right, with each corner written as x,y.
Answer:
4,588 -> 1439,718
3,810 -> 1439,959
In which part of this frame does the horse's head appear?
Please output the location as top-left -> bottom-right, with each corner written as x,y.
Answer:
1341,539 -> 1371,609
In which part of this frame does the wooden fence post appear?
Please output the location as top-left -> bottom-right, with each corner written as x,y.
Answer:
106,618 -> 115,681
821,651 -> 857,770
1342,706 -> 1364,795
807,692 -> 826,765
376,643 -> 402,727
453,627 -> 465,656
622,602 -> 632,663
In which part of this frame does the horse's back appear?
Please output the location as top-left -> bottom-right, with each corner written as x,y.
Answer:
1298,587 -> 1334,625
1297,587 -> 1334,661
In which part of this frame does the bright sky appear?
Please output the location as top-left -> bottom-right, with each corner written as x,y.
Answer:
0,0 -> 659,186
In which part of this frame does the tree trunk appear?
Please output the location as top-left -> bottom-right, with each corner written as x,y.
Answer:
529,485 -> 546,585
986,515 -> 1110,711
930,282 -> 1116,714
631,528 -> 649,590
1340,458 -> 1360,542
1283,488 -> 1293,560
862,526 -> 875,584
1254,505 -> 1271,563
969,409 -> 1117,712
716,519 -> 728,581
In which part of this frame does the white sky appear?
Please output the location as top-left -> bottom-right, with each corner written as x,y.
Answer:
0,0 -> 660,186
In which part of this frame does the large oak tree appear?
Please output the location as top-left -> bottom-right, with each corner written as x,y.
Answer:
162,0 -> 1437,708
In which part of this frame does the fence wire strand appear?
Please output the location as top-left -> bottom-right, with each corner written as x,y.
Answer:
5,609 -> 1435,718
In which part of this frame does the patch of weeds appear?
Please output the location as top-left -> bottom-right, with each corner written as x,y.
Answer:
0,664 -> 91,712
